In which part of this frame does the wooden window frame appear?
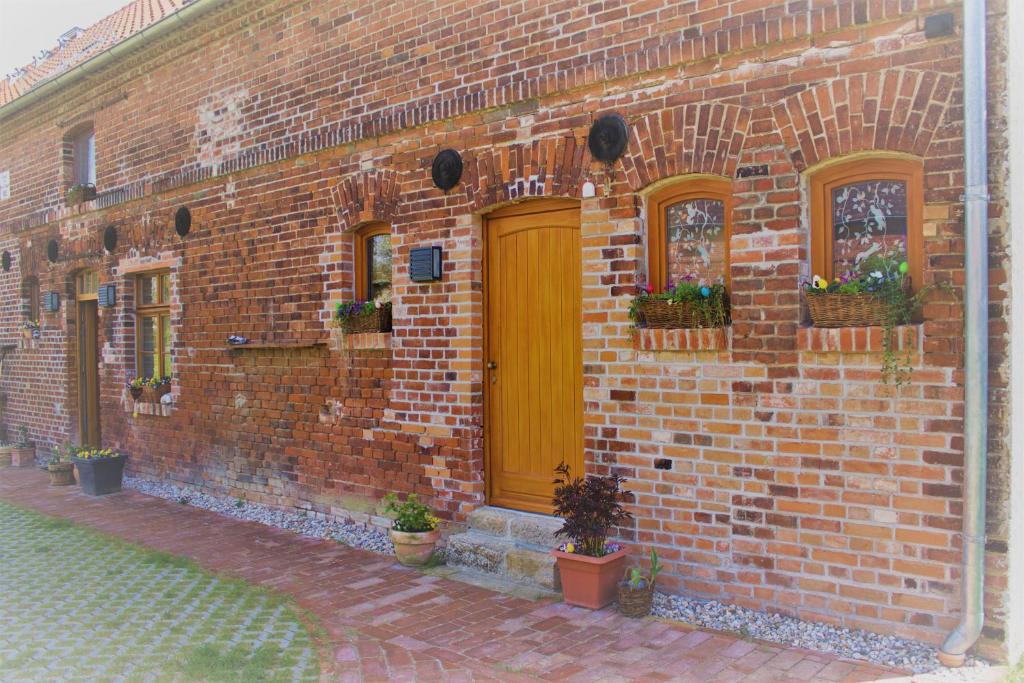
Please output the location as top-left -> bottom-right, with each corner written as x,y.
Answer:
354,222 -> 392,301
135,271 -> 171,380
810,157 -> 923,289
646,176 -> 732,293
75,269 -> 99,301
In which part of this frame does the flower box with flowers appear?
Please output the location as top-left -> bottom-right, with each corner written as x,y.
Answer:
21,320 -> 40,340
332,290 -> 392,334
629,277 -> 729,329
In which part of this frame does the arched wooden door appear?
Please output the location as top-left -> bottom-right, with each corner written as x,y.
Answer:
484,199 -> 583,514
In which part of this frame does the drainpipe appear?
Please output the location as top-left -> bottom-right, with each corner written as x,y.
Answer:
938,0 -> 989,668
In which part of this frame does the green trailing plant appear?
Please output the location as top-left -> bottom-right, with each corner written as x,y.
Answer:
382,493 -> 439,533
552,462 -> 633,557
805,252 -> 951,385
628,277 -> 729,328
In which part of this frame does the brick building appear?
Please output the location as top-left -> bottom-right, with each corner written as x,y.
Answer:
0,0 -> 1018,663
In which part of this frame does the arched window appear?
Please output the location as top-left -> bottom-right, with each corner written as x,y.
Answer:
354,223 -> 392,301
62,122 -> 96,189
809,157 -> 923,288
647,176 -> 732,293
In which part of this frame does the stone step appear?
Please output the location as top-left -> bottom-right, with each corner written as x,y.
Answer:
467,506 -> 564,550
445,530 -> 559,590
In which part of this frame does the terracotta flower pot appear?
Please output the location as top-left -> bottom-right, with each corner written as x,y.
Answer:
48,462 -> 75,486
10,447 -> 34,467
389,528 -> 440,566
551,547 -> 628,609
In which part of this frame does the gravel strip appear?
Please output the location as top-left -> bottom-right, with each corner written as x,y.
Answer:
653,592 -> 991,677
123,476 -> 393,554
124,476 -> 992,678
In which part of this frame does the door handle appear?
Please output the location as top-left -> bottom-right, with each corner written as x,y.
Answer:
487,361 -> 497,370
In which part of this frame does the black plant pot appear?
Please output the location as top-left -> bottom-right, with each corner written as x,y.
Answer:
72,455 -> 126,496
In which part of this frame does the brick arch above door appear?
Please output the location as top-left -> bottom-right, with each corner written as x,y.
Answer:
772,69 -> 957,172
462,138 -> 591,213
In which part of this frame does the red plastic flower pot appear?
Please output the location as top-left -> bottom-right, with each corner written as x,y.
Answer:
551,547 -> 628,609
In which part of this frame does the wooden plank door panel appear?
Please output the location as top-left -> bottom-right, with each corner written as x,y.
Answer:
78,301 -> 101,447
486,203 -> 582,513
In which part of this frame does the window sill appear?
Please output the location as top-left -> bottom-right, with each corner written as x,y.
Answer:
330,330 -> 392,351
226,340 -> 326,350
126,399 -> 175,418
797,324 -> 921,353
633,327 -> 729,352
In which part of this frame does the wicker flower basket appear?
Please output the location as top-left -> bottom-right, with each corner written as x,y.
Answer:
336,306 -> 392,334
129,386 -> 144,401
635,297 -> 727,329
617,580 -> 655,618
805,280 -> 910,328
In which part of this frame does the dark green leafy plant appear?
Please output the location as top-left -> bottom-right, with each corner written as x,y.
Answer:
552,462 -> 633,557
382,493 -> 439,533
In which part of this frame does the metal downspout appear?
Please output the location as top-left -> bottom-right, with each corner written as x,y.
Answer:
938,0 -> 990,667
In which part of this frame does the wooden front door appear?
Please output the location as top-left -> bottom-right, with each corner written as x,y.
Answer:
77,297 -> 101,448
485,200 -> 583,513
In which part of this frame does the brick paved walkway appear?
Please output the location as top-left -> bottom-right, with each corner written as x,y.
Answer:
0,469 -> 914,682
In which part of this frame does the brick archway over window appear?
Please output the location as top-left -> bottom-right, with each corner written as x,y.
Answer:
329,169 -> 401,232
462,137 -> 591,212
772,69 -> 956,172
622,104 -> 751,191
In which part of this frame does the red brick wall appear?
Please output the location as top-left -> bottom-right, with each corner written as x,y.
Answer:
0,0 -> 1012,658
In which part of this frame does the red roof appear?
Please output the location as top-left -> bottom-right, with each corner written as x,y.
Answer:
0,0 -> 190,107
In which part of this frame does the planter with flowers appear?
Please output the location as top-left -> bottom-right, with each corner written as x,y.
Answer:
383,492 -> 441,566
805,253 -> 945,384
47,444 -> 75,486
550,462 -> 633,609
10,427 -> 34,467
629,277 -> 729,329
71,448 -> 127,496
333,290 -> 392,334
617,548 -> 662,617
128,376 -> 171,402
21,320 -> 40,340
66,183 -> 97,205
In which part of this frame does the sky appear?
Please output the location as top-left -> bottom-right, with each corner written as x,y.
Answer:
0,0 -> 130,77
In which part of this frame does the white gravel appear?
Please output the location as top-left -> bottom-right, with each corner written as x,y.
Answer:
122,476 -> 994,678
652,592 -> 992,677
123,476 -> 393,554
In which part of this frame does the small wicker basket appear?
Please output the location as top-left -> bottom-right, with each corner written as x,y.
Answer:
635,297 -> 727,329
336,306 -> 392,334
617,580 -> 655,618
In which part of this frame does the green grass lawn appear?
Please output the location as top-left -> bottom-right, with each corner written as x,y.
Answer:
0,501 -> 320,682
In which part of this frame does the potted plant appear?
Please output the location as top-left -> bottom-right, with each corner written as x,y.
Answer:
47,445 -> 75,486
21,320 -> 40,340
382,492 -> 441,566
333,290 -> 393,334
66,183 -> 97,205
128,376 -> 146,400
10,426 -> 34,467
617,548 -> 662,617
149,376 -> 172,400
629,276 -> 729,329
804,252 -> 947,383
71,447 -> 127,496
550,462 -> 633,609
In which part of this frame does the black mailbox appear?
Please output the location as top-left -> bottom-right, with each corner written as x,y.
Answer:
409,246 -> 442,283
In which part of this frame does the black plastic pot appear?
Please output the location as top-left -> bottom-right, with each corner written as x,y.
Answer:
72,455 -> 126,495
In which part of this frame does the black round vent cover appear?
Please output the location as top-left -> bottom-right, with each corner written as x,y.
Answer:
103,225 -> 118,253
1,251 -> 10,272
588,114 -> 629,164
175,206 -> 192,237
431,149 -> 463,192
46,239 -> 59,263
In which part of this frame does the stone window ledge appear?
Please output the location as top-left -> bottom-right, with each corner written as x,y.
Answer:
633,327 -> 729,352
126,399 -> 175,417
329,329 -> 392,352
797,324 -> 921,353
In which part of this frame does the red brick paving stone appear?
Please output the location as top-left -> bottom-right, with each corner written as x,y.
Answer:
0,470 -> 910,682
